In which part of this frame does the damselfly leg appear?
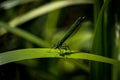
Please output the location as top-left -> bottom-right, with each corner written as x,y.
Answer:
50,16 -> 86,56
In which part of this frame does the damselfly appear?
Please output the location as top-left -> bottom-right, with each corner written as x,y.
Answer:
53,16 -> 85,55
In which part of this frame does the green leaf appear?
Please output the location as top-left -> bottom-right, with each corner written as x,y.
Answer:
0,0 -> 94,36
0,22 -> 50,47
9,0 -> 94,27
0,48 -> 119,65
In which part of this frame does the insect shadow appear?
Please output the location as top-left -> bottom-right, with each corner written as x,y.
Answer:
59,51 -> 78,57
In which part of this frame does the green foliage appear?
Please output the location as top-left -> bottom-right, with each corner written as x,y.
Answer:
0,48 -> 118,65
0,0 -> 119,80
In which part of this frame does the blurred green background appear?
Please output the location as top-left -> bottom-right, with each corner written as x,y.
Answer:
0,0 -> 120,80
